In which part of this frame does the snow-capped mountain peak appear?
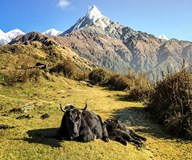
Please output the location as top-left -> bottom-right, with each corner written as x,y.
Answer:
0,29 -> 4,34
6,29 -> 25,40
0,29 -> 25,45
158,34 -> 169,40
86,5 -> 103,22
0,30 -> 6,39
8,28 -> 25,34
42,28 -> 62,36
0,30 -> 8,45
61,5 -> 112,35
71,5 -> 105,31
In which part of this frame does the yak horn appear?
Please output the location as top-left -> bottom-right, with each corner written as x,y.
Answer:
82,101 -> 87,110
60,102 -> 66,113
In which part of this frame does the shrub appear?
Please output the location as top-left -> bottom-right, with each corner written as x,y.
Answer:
75,71 -> 88,81
108,74 -> 130,90
0,68 -> 41,85
127,87 -> 152,102
125,69 -> 138,87
49,59 -> 87,80
88,68 -> 110,85
50,62 -> 73,78
89,68 -> 152,94
126,72 -> 153,101
147,69 -> 192,139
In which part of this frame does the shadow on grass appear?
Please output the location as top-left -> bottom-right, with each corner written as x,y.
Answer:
113,107 -> 173,139
23,128 -> 61,147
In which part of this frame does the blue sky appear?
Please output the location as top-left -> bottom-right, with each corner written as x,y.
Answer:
0,0 -> 192,41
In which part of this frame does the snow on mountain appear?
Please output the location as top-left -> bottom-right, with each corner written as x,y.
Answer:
42,28 -> 62,36
61,5 -> 114,35
73,5 -> 105,30
0,30 -> 8,42
87,5 -> 103,22
0,39 -> 8,45
158,34 -> 169,40
6,29 -> 25,41
0,29 -> 25,45
0,29 -> 4,34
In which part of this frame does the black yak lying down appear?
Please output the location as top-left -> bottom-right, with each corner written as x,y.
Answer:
104,119 -> 146,147
56,102 -> 146,147
56,103 -> 109,142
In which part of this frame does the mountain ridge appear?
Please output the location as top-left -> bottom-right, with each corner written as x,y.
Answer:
4,5 -> 192,77
56,6 -> 192,77
1,32 -> 93,74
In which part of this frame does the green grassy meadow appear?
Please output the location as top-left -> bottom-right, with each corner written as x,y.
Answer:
0,76 -> 191,160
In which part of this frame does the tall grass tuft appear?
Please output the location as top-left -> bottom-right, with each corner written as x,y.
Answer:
147,68 -> 192,139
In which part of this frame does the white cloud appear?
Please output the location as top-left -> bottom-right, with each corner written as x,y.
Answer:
57,0 -> 70,9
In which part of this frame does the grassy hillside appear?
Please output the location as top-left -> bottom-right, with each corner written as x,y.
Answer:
0,76 -> 191,160
0,40 -> 92,72
0,41 -> 93,86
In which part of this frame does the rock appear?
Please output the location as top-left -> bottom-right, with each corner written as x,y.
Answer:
9,107 -> 23,113
40,113 -> 50,119
0,124 -> 15,129
79,81 -> 93,87
22,105 -> 35,113
9,103 -> 35,114
1,113 -> 9,116
16,114 -> 33,119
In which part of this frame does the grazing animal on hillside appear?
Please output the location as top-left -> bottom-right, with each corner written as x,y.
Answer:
56,102 -> 109,142
104,119 -> 146,147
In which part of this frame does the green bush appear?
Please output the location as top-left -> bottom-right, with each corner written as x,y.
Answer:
50,62 -> 73,78
126,72 -> 153,101
108,74 -> 130,90
49,59 -> 87,80
0,68 -> 41,85
127,87 -> 152,102
147,69 -> 192,139
88,68 -> 110,85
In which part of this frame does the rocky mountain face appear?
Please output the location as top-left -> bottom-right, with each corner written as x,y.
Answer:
56,5 -> 192,77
